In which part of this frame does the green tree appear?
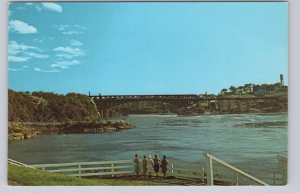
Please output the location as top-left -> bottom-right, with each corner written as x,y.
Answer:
229,86 -> 237,94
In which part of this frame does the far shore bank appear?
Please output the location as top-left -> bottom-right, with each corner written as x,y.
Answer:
8,109 -> 287,141
106,96 -> 288,117
8,120 -> 135,141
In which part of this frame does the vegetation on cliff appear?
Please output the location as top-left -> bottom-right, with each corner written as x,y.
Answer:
110,95 -> 287,116
112,101 -> 177,115
8,89 -> 100,122
8,89 -> 135,140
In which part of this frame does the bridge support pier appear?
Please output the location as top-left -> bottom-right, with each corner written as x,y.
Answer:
227,100 -> 231,111
246,101 -> 250,111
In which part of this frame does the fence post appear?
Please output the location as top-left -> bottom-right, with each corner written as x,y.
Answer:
272,173 -> 276,185
277,155 -> 287,185
236,172 -> 239,185
78,163 -> 81,178
171,164 -> 174,176
201,167 -> 205,182
111,163 -> 115,177
204,153 -> 214,186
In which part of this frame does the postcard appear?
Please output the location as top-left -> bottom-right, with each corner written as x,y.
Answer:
8,1 -> 288,186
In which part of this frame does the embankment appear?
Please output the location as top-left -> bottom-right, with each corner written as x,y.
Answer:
8,121 -> 135,141
109,96 -> 288,116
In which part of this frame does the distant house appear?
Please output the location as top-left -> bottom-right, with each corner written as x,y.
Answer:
237,86 -> 244,94
220,89 -> 228,95
220,74 -> 286,96
243,84 -> 254,93
253,89 -> 272,96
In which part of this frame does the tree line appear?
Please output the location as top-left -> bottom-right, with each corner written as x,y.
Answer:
8,89 -> 100,122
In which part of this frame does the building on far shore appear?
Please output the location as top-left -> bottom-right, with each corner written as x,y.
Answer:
220,74 -> 287,96
280,74 -> 284,87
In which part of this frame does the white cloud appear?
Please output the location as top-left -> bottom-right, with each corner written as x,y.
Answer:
23,65 -> 29,68
8,67 -> 23,71
33,38 -> 43,43
70,39 -> 82,46
41,3 -> 62,13
16,6 -> 26,11
8,10 -> 12,17
9,41 -> 41,53
8,56 -> 30,62
74,25 -> 87,30
34,67 -> 59,73
9,20 -> 37,34
25,52 -> 49,59
57,25 -> 69,31
8,41 -> 48,62
35,5 -> 42,12
51,60 -> 80,69
55,24 -> 86,35
62,31 -> 83,35
53,46 -> 85,57
56,53 -> 74,59
52,42 -> 86,70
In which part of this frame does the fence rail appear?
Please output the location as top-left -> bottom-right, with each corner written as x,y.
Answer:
204,153 -> 269,186
30,160 -> 134,178
8,159 -> 37,170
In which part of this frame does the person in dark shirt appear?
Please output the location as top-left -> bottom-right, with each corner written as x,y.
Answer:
161,155 -> 169,178
133,154 -> 141,176
153,154 -> 160,177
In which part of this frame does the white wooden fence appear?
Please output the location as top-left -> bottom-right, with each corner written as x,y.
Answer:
204,153 -> 269,186
8,153 -> 287,186
277,155 -> 287,185
171,153 -> 287,186
29,160 -> 134,178
8,158 -> 37,170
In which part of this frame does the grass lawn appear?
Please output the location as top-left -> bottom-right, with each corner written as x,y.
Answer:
8,164 -> 168,186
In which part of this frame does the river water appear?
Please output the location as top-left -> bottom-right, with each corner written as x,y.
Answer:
8,113 -> 287,182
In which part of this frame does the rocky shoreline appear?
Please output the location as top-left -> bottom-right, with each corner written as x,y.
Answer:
109,96 -> 288,117
8,120 -> 135,141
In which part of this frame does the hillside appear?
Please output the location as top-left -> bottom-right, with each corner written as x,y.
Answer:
8,89 -> 100,122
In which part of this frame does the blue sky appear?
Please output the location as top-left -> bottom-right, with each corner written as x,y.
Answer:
8,2 -> 288,95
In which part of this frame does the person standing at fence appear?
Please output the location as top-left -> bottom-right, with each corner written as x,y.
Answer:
142,155 -> 148,177
161,155 -> 169,178
153,154 -> 160,177
133,154 -> 141,176
148,155 -> 154,177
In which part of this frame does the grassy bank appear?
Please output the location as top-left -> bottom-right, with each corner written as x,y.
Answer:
8,164 -> 167,186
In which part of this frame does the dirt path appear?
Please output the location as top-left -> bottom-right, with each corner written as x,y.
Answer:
106,175 -> 206,186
